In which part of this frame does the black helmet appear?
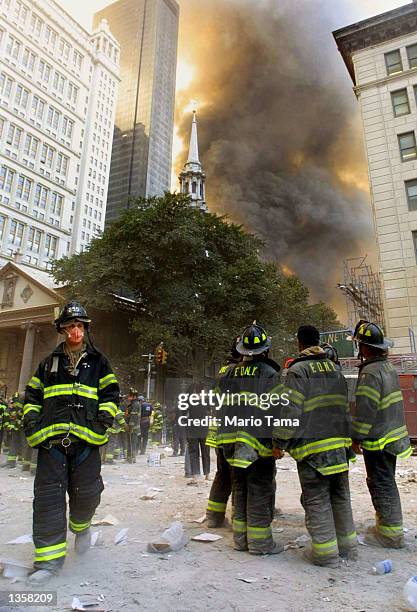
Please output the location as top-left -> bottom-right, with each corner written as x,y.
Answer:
320,342 -> 339,364
352,320 -> 393,350
236,323 -> 271,356
55,300 -> 91,333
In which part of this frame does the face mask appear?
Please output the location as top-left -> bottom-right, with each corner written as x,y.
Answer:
66,327 -> 84,345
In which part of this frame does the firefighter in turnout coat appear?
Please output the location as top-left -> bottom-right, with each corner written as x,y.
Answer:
23,301 -> 119,584
274,326 -> 357,568
352,320 -> 411,549
216,323 -> 284,555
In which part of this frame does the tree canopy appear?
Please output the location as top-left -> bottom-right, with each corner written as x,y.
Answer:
52,193 -> 341,375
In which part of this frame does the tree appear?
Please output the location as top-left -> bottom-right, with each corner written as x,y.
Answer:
52,193 -> 341,375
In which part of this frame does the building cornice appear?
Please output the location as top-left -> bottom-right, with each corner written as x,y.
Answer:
333,2 -> 417,84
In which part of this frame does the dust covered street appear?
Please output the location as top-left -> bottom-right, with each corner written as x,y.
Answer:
1,449 -> 417,612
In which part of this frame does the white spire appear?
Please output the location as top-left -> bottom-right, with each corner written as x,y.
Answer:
187,110 -> 200,165
179,110 -> 207,212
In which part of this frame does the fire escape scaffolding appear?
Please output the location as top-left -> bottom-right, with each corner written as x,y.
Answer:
337,256 -> 384,330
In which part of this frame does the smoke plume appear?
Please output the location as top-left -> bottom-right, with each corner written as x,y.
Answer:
175,0 -> 376,313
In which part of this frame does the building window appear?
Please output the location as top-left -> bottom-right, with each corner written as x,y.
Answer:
40,144 -> 55,168
52,71 -> 66,94
14,2 -> 28,23
405,180 -> 417,211
6,124 -> 22,148
15,84 -> 29,108
58,39 -> 71,61
45,26 -> 57,49
398,132 -> 417,161
23,133 -> 39,158
47,106 -> 60,130
22,48 -> 36,72
385,49 -> 403,76
56,153 -> 68,176
73,50 -> 83,71
0,73 -> 13,98
50,192 -> 63,216
391,89 -> 410,117
39,60 -> 51,83
16,175 -> 32,201
44,234 -> 57,258
0,165 -> 15,192
34,184 -> 48,209
31,95 -> 45,120
67,82 -> 78,104
62,116 -> 74,139
6,35 -> 21,60
407,44 -> 417,70
9,220 -> 24,246
30,14 -> 43,37
27,227 -> 42,252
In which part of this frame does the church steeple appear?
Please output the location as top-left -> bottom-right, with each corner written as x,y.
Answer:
179,110 -> 207,212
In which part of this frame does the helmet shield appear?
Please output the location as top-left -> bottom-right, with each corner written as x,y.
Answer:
236,324 -> 271,356
55,301 -> 91,333
352,320 -> 393,350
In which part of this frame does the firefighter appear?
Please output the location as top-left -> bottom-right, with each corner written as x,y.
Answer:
352,320 -> 411,548
104,408 -> 126,464
125,389 -> 141,462
3,393 -> 23,468
206,336 -> 241,528
216,323 -> 283,555
274,326 -> 357,568
139,396 -> 153,455
23,300 -> 119,584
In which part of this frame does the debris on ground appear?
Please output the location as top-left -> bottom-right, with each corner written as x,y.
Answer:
147,521 -> 188,553
114,528 -> 129,545
7,534 -> 32,544
92,514 -> 120,526
0,558 -> 32,578
192,533 -> 223,542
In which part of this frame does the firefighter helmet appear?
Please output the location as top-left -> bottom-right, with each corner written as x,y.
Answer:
55,301 -> 91,333
236,323 -> 271,356
320,343 -> 340,364
352,320 -> 393,350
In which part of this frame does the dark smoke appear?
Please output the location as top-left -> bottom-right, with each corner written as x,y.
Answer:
175,0 -> 376,314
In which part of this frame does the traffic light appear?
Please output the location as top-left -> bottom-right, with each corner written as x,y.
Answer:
155,347 -> 163,364
161,349 -> 168,365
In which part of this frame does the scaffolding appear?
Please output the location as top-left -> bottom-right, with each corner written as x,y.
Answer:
337,256 -> 384,330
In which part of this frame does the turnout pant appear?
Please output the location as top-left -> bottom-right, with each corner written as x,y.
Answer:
232,457 -> 275,554
126,429 -> 138,462
363,449 -> 404,548
7,430 -> 21,467
140,418 -> 150,454
207,448 -> 232,525
297,461 -> 357,565
172,423 -> 186,456
188,438 -> 210,477
33,443 -> 103,571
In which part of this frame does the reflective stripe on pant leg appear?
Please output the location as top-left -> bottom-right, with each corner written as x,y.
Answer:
363,449 -> 404,546
207,500 -> 227,513
298,460 -> 339,564
246,458 -> 275,553
69,518 -> 91,533
34,541 -> 67,563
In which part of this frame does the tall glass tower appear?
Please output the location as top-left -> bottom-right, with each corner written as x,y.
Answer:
93,0 -> 179,224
